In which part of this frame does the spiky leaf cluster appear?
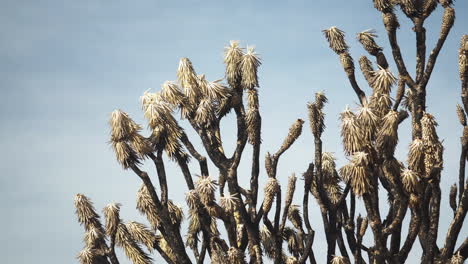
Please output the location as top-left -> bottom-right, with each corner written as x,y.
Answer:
421,113 -> 444,177
376,110 -> 399,156
110,110 -> 152,169
246,88 -> 261,144
460,35 -> 468,79
103,203 -> 121,237
177,57 -> 201,105
340,107 -> 368,155
323,27 -> 349,54
441,7 -> 455,37
359,56 -> 375,85
401,169 -> 420,193
126,221 -> 155,252
357,30 -> 382,55
75,194 -> 109,264
224,40 -> 244,89
263,178 -> 280,214
115,223 -> 152,264
195,175 -> 217,205
340,152 -> 372,196
279,119 -> 305,153
308,92 -> 327,137
287,205 -> 303,231
136,184 -> 161,229
141,91 -> 188,160
220,193 -> 239,213
241,46 -> 261,89
373,0 -> 394,12
331,256 -> 351,264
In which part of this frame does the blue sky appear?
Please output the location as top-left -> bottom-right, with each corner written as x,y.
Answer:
1,0 -> 467,263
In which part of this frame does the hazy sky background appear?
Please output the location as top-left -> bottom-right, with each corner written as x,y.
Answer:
1,0 -> 467,263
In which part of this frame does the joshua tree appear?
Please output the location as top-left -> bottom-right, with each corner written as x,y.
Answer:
74,1 -> 467,263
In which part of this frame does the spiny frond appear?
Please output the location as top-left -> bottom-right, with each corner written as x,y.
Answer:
284,174 -> 297,207
351,152 -> 370,166
382,12 -> 400,32
339,155 -> 371,196
185,190 -> 201,210
207,79 -> 230,101
279,119 -> 305,153
220,193 -> 239,213
409,193 -> 420,209
116,223 -> 152,264
460,35 -> 468,79
260,226 -> 279,259
194,98 -> 216,127
371,66 -> 396,95
441,7 -> 455,37
325,181 -> 344,204
109,110 -> 140,142
421,113 -> 444,177
103,203 -> 121,237
456,104 -> 467,126
140,91 -> 173,128
167,200 -> 184,228
77,247 -> 97,264
373,0 -> 394,12
283,227 -> 302,256
126,221 -> 155,252
156,234 -> 176,262
136,184 -> 160,229
130,133 -> 153,159
315,91 -> 328,110
439,0 -> 453,8
340,52 -> 355,75
340,106 -> 366,155
423,0 -> 438,17
401,88 -> 415,111
224,40 -> 244,88
177,57 -> 201,104
401,169 -> 420,193
331,255 -> 351,264
286,256 -> 299,264
382,157 -> 403,183
357,105 -> 378,141
227,247 -> 247,264
263,178 -> 280,214
322,152 -> 337,174
408,139 -> 425,173
398,0 -> 418,17
308,102 -> 325,137
195,175 -> 217,205
74,194 -> 104,231
187,209 -> 201,235
161,81 -> 185,106
323,27 -> 349,54
450,251 -> 464,264
359,56 -> 375,86
357,30 -> 382,55
246,94 -> 261,144
421,112 -> 439,143
369,92 -> 392,117
111,141 -> 140,169
241,46 -> 261,89
83,225 -> 106,249
376,110 -> 399,155
287,205 -> 303,231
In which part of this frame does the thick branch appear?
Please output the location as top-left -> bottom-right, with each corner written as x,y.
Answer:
421,6 -> 455,88
180,132 -> 209,176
